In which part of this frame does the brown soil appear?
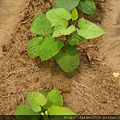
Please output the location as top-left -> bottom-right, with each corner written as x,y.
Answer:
0,0 -> 27,58
0,0 -> 120,115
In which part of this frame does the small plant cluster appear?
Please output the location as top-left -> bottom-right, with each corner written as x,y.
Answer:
27,0 -> 105,72
15,90 -> 76,120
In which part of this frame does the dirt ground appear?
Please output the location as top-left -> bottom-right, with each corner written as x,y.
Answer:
0,0 -> 120,115
0,0 -> 28,58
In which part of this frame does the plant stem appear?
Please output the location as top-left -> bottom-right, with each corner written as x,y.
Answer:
64,31 -> 77,47
64,35 -> 69,46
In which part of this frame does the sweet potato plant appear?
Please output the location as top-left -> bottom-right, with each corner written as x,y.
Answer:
15,90 -> 76,120
27,0 -> 105,72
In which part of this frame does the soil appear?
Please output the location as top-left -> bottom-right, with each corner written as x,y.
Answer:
0,0 -> 120,115
0,0 -> 28,58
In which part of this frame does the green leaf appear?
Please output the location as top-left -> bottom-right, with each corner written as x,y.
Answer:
30,12 -> 52,36
54,0 -> 79,12
46,8 -> 71,27
77,18 -> 105,39
63,25 -> 75,36
15,104 -> 39,115
40,90 -> 48,97
40,90 -> 52,109
39,35 -> 64,62
71,8 -> 78,21
52,4 -> 58,9
53,19 -> 75,37
48,105 -> 76,115
56,19 -> 68,28
77,0 -> 96,14
27,36 -> 42,58
42,100 -> 53,109
54,45 -> 80,72
15,104 -> 39,120
27,92 -> 47,112
68,33 -> 86,46
47,90 -> 63,106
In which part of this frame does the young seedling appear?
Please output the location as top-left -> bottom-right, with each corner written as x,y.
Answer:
15,90 -> 76,120
27,0 -> 105,72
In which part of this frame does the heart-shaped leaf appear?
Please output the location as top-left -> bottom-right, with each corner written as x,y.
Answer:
46,8 -> 71,27
52,19 -> 68,37
68,33 -> 86,46
15,104 -> 39,115
63,25 -> 75,36
77,18 -> 105,39
15,104 -> 39,120
77,0 -> 96,14
27,36 -> 42,58
54,0 -> 79,12
47,90 -> 63,106
48,105 -> 76,115
27,92 -> 47,112
54,45 -> 80,72
54,19 -> 68,29
39,35 -> 64,62
71,8 -> 78,21
53,19 -> 75,37
30,12 -> 52,36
